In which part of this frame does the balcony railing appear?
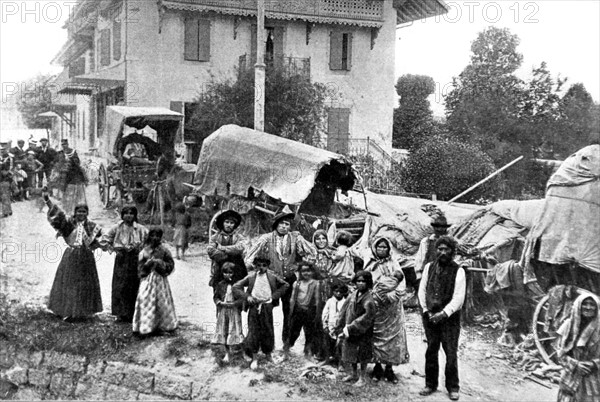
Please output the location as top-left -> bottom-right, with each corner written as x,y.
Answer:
238,54 -> 311,79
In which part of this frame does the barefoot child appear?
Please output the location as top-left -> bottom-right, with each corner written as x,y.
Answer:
211,262 -> 244,362
288,262 -> 320,360
172,202 -> 192,260
321,282 -> 349,367
133,227 -> 178,335
335,270 -> 376,387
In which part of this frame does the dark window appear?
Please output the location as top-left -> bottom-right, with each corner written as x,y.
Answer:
69,57 -> 86,78
100,29 -> 111,66
113,20 -> 121,61
327,108 -> 351,154
184,17 -> 210,61
330,31 -> 352,71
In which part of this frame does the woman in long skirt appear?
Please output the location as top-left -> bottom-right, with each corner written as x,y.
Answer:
101,205 -> 149,322
43,190 -> 103,320
133,227 -> 178,335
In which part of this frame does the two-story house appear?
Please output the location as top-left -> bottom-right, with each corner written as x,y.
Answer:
49,0 -> 447,162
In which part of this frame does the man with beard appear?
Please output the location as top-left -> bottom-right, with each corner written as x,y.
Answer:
417,236 -> 465,401
244,205 -> 316,350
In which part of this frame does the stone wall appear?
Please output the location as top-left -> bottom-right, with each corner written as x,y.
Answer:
0,344 -> 205,400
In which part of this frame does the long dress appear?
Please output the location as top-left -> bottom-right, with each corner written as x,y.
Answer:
133,244 -> 178,335
55,149 -> 87,212
211,281 -> 244,346
372,276 -> 409,365
313,229 -> 334,359
46,203 -> 103,318
100,221 -> 149,321
557,294 -> 600,402
0,172 -> 13,216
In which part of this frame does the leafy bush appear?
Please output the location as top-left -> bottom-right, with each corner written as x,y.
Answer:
402,136 -> 499,202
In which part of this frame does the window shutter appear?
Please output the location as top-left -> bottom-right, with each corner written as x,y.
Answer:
198,19 -> 211,61
347,33 -> 353,70
100,29 -> 111,66
250,24 -> 257,64
327,108 -> 350,153
113,20 -> 121,61
184,17 -> 199,60
329,32 -> 343,70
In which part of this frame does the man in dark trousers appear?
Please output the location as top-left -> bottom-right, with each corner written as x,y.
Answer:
244,205 -> 316,349
35,138 -> 57,188
418,235 -> 466,401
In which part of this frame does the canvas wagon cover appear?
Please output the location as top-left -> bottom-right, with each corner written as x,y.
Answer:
527,145 -> 600,272
103,106 -> 183,158
193,125 -> 354,205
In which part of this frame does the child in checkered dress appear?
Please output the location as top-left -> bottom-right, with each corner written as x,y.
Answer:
133,227 -> 178,335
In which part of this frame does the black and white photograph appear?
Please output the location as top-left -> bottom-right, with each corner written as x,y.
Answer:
0,0 -> 599,400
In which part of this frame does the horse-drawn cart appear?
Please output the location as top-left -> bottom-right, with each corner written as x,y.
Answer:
96,106 -> 183,209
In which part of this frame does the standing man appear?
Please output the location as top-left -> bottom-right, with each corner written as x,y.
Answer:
418,236 -> 465,401
10,140 -> 27,164
244,205 -> 316,349
36,138 -> 57,188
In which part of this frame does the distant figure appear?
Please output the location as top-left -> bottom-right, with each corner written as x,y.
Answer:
10,140 -> 27,163
23,151 -> 44,193
36,138 -> 57,188
55,139 -> 87,211
172,202 -> 192,260
0,150 -> 14,217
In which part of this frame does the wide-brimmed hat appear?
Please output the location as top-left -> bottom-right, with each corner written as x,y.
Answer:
431,215 -> 451,228
215,210 -> 242,231
271,205 -> 295,231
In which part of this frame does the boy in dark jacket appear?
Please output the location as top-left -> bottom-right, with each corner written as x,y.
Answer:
233,255 -> 289,370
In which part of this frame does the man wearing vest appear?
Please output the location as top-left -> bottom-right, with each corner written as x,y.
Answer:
244,205 -> 316,349
418,235 -> 466,401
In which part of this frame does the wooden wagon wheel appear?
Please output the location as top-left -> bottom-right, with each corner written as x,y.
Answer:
532,294 -> 560,365
98,164 -> 110,208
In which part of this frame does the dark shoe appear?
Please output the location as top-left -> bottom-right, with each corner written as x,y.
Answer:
419,387 -> 437,396
449,391 -> 459,400
384,367 -> 399,384
371,363 -> 383,382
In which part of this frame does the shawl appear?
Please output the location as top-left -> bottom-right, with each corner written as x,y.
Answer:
558,294 -> 600,358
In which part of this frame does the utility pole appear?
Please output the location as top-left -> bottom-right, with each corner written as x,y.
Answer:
254,0 -> 266,131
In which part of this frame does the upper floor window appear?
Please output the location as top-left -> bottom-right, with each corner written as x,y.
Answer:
330,31 -> 352,71
99,28 -> 111,67
184,17 -> 211,62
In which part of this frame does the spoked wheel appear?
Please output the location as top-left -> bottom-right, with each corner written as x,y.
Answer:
532,294 -> 560,364
98,164 -> 110,208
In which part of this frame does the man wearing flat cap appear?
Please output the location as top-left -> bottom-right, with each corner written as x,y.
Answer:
36,138 -> 57,189
207,210 -> 247,287
244,205 -> 316,349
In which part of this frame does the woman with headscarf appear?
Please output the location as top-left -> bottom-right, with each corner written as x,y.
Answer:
101,205 -> 149,322
364,237 -> 408,383
42,189 -> 103,321
312,229 -> 334,360
557,294 -> 600,402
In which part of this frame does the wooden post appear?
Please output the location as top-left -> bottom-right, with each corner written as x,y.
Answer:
254,0 -> 266,131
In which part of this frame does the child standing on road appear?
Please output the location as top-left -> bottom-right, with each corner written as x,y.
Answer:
172,202 -> 192,260
211,262 -> 245,363
288,262 -> 321,360
133,227 -> 178,335
13,163 -> 27,201
321,282 -> 349,367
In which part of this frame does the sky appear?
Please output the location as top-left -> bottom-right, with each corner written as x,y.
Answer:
0,0 -> 599,121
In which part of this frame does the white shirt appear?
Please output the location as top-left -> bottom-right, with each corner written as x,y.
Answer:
418,262 -> 466,317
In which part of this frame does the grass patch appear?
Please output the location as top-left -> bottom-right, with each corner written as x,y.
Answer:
0,297 -> 135,360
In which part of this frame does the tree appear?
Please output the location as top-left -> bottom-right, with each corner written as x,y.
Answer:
558,83 -> 599,154
401,135 -> 498,203
392,74 -> 435,150
187,65 -> 330,145
16,74 -> 54,130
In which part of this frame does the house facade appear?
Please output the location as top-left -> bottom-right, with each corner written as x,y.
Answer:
50,0 -> 447,162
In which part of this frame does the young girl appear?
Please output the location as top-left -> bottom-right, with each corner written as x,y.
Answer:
321,282 -> 349,368
335,270 -> 376,387
289,262 -> 321,359
13,163 -> 27,201
211,262 -> 245,363
331,230 -> 355,286
172,202 -> 192,260
133,227 -> 178,335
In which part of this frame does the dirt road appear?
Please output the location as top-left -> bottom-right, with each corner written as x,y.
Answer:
0,188 -> 558,401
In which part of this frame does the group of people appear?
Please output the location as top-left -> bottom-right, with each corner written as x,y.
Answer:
0,138 -> 87,217
207,207 -> 464,397
41,189 -> 178,336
